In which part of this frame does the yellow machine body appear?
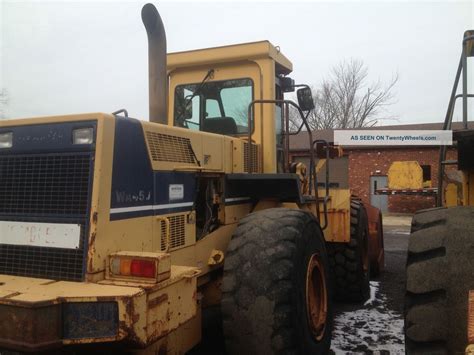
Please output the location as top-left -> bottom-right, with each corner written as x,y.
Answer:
0,36 -> 360,354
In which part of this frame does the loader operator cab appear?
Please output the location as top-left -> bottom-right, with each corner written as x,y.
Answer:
167,41 -> 313,175
173,77 -> 253,135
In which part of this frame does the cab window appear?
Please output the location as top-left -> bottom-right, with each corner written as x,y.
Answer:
174,78 -> 253,135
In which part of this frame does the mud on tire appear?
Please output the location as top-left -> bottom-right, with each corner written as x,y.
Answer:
327,199 -> 370,302
405,207 -> 474,354
222,208 -> 332,355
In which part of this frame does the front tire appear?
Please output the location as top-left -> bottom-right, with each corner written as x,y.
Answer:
222,208 -> 332,354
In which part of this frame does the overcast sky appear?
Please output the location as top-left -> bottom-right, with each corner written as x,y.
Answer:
1,1 -> 473,125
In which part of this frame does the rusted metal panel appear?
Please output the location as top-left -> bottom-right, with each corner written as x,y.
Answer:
320,188 -> 351,243
468,290 -> 474,344
0,266 -> 199,351
62,302 -> 119,339
325,209 -> 349,242
0,304 -> 61,351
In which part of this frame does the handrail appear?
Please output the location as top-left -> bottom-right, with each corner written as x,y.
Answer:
246,99 -> 320,217
112,109 -> 129,117
246,100 -> 313,180
436,33 -> 474,206
313,139 -> 330,230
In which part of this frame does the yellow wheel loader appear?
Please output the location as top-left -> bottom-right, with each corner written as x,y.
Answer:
404,30 -> 474,354
0,4 -> 383,354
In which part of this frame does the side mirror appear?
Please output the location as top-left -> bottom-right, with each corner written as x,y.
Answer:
177,95 -> 193,120
297,87 -> 315,111
183,101 -> 193,120
280,76 -> 295,93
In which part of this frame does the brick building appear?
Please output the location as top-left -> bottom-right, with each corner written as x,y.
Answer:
289,122 -> 467,213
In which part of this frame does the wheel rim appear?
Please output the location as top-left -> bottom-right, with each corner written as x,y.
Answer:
306,253 -> 328,341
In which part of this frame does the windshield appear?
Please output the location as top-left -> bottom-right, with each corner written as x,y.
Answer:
174,78 -> 253,135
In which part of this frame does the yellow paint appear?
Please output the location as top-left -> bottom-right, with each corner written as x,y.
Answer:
224,203 -> 253,224
388,161 -> 423,189
315,159 -> 327,174
318,188 -> 351,243
445,183 -> 459,207
168,41 -> 292,74
168,42 -> 291,173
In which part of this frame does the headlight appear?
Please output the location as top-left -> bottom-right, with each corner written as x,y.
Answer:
0,132 -> 12,148
72,127 -> 94,145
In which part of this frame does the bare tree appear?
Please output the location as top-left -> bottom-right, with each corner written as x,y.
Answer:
290,59 -> 398,131
0,89 -> 8,119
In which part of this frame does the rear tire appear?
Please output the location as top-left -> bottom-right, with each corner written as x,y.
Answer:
327,199 -> 370,302
405,207 -> 474,354
222,208 -> 332,355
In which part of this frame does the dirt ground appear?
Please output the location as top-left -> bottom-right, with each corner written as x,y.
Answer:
190,215 -> 412,354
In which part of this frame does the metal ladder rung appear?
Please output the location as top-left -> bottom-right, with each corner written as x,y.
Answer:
441,160 -> 458,165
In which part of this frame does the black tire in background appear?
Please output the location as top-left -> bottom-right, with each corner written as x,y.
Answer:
405,207 -> 474,354
327,200 -> 370,302
221,208 -> 332,355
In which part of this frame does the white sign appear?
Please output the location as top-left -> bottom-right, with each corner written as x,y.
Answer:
334,130 -> 453,146
169,184 -> 184,201
0,221 -> 81,249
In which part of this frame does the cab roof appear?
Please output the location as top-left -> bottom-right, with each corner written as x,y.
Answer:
167,40 -> 293,75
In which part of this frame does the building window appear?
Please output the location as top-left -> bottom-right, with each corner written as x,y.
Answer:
421,165 -> 431,181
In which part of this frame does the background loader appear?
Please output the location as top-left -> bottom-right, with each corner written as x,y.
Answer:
404,30 -> 474,354
0,4 -> 383,354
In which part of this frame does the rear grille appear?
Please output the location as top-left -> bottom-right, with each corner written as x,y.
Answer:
244,142 -> 261,173
0,152 -> 93,281
0,154 -> 91,216
160,214 -> 186,251
146,131 -> 197,164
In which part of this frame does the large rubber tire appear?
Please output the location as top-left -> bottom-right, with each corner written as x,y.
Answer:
405,207 -> 474,354
222,208 -> 332,355
327,199 -> 370,302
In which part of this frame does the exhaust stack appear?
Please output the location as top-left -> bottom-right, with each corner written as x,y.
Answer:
142,3 -> 168,124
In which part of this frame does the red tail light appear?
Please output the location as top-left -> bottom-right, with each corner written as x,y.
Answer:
130,259 -> 156,278
107,252 -> 171,283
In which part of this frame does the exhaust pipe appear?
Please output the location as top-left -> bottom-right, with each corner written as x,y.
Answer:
142,3 -> 168,124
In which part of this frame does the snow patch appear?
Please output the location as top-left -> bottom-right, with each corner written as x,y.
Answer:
364,281 -> 378,306
331,281 -> 404,354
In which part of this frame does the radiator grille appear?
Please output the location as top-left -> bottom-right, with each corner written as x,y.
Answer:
0,152 -> 92,281
146,131 -> 196,164
0,154 -> 91,216
160,215 -> 186,251
243,142 -> 261,173
0,226 -> 86,281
